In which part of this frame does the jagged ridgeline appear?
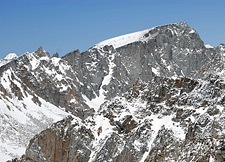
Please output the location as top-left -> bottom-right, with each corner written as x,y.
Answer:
1,22 -> 225,161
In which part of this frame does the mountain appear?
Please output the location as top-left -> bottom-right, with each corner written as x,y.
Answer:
0,22 -> 224,161
0,53 -> 18,67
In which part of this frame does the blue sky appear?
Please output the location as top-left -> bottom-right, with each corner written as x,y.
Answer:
0,0 -> 225,58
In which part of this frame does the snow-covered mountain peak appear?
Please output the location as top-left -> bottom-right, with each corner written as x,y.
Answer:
4,53 -> 18,60
93,22 -> 195,50
93,28 -> 151,49
0,53 -> 18,67
205,44 -> 214,49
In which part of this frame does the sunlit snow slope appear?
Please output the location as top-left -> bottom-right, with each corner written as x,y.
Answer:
0,50 -> 73,161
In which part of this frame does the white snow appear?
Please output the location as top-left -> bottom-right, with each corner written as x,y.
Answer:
0,94 -> 70,161
0,53 -> 18,67
0,69 -> 12,91
94,23 -> 187,50
30,58 -> 40,70
189,29 -> 196,34
0,100 -> 29,124
209,155 -> 215,162
133,140 -> 143,152
0,68 -> 71,161
87,115 -> 114,162
83,54 -> 116,111
205,44 -> 214,48
4,53 -> 18,60
0,151 -> 11,162
25,52 -> 41,70
140,114 -> 185,162
152,67 -> 160,76
94,27 -> 154,49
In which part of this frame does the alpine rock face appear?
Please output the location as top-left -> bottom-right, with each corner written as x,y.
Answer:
0,22 -> 224,161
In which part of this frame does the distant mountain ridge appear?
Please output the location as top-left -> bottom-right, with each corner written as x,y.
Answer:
0,22 -> 225,161
0,53 -> 18,67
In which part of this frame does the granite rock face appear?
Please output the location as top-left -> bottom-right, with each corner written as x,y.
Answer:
192,44 -> 225,80
116,22 -> 206,78
61,22 -> 215,107
23,116 -> 92,162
